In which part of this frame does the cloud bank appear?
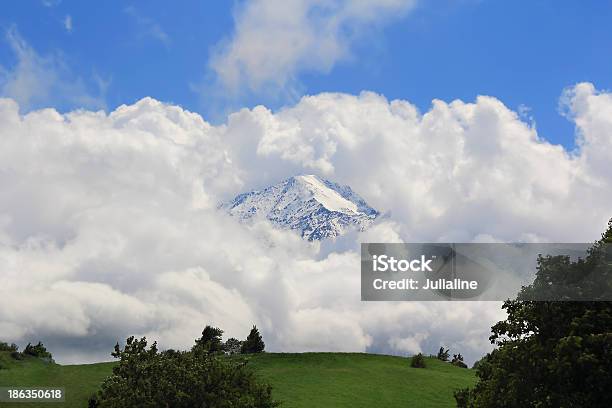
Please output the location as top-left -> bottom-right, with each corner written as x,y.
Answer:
1,83 -> 611,364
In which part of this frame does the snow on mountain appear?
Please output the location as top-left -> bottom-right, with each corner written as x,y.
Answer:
223,175 -> 379,240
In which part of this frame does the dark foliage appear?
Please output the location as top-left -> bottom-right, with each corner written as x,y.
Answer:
90,335 -> 278,408
456,220 -> 612,407
437,346 -> 450,361
23,342 -> 53,360
241,325 -> 265,354
451,353 -> 467,369
192,325 -> 224,354
10,351 -> 23,360
224,337 -> 243,355
410,353 -> 426,368
0,342 -> 18,352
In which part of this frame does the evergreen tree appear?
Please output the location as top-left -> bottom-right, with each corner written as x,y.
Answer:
192,325 -> 224,354
241,325 -> 265,354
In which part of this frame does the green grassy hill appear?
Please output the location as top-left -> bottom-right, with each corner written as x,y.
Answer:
247,353 -> 475,408
0,351 -> 475,407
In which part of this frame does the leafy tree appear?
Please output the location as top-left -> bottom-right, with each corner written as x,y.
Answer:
437,346 -> 450,361
193,325 -> 224,354
410,353 -> 426,368
456,220 -> 612,407
241,325 -> 265,354
224,337 -> 243,355
90,335 -> 278,408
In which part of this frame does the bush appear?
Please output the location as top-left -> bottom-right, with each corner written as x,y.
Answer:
90,335 -> 278,408
410,353 -> 426,368
437,346 -> 450,361
451,353 -> 467,369
0,342 -> 18,352
10,351 -> 23,360
23,342 -> 53,360
454,387 -> 474,408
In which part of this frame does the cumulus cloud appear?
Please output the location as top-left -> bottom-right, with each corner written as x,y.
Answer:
209,0 -> 417,97
1,83 -> 611,365
0,27 -> 105,112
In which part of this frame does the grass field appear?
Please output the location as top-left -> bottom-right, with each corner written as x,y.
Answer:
0,351 -> 114,407
0,351 -> 475,407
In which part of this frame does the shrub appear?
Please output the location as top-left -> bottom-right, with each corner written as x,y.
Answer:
410,353 -> 426,368
23,342 -> 53,360
0,342 -> 18,352
90,336 -> 278,408
437,346 -> 450,361
451,353 -> 467,368
10,351 -> 23,360
454,387 -> 474,408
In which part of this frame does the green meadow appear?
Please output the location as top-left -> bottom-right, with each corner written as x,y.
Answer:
0,351 -> 475,407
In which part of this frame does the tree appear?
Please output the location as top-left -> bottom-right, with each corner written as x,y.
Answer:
241,325 -> 265,354
224,337 -> 243,355
192,325 -> 224,354
89,335 -> 278,408
410,353 -> 426,368
451,353 -> 467,369
456,220 -> 612,407
23,342 -> 53,361
437,346 -> 450,361
0,342 -> 18,352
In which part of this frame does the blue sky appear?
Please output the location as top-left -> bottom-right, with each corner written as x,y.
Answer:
1,0 -> 611,148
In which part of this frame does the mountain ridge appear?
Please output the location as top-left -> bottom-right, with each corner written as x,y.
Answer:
223,175 -> 378,240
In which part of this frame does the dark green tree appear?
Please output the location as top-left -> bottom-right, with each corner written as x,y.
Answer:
192,325 -> 224,354
90,335 -> 278,408
437,346 -> 450,361
241,325 -> 265,354
456,220 -> 612,407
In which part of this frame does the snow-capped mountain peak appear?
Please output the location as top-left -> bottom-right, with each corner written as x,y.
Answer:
223,175 -> 378,240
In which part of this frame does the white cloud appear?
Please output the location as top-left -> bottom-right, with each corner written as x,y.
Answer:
63,15 -> 73,33
42,0 -> 61,7
124,6 -> 170,46
0,27 -> 105,111
0,83 -> 611,365
209,0 -> 417,97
